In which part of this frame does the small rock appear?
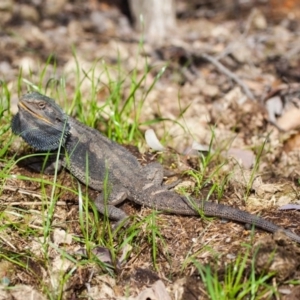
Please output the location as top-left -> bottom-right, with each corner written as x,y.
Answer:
16,4 -> 40,22
251,8 -> 267,30
224,87 -> 245,104
202,84 -> 219,97
90,11 -> 108,33
68,20 -> 84,42
0,0 -> 13,11
17,57 -> 37,75
211,25 -> 230,38
43,0 -> 67,17
0,11 -> 13,24
0,61 -> 12,74
226,253 -> 236,259
231,44 -> 253,64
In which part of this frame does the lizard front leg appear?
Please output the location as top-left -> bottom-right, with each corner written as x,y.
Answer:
20,153 -> 64,174
143,162 -> 164,184
94,185 -> 130,222
143,162 -> 181,189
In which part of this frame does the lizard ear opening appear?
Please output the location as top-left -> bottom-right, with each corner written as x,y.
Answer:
11,112 -> 70,151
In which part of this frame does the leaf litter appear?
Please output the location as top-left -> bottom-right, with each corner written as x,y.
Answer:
1,1 -> 300,299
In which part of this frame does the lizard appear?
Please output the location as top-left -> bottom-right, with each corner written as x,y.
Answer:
11,91 -> 300,243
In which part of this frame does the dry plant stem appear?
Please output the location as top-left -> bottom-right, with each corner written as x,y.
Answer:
0,235 -> 17,250
3,184 -> 46,199
0,199 -> 67,206
200,53 -> 255,101
2,185 -> 66,205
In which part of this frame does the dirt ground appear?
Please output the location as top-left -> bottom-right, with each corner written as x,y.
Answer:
1,1 -> 300,299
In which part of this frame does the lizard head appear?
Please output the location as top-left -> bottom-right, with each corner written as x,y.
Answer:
11,92 -> 70,151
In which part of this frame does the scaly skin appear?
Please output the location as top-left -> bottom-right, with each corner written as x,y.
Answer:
11,92 -> 300,243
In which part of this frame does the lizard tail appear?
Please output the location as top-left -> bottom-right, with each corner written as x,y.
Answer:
202,201 -> 300,243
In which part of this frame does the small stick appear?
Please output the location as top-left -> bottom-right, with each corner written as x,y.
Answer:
1,185 -> 68,205
0,199 -> 67,206
200,53 -> 255,101
3,185 -> 45,199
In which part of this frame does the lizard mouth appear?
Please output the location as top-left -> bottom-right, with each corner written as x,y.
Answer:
19,101 -> 53,126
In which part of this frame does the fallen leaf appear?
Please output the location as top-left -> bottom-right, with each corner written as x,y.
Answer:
279,204 -> 300,210
224,148 -> 255,169
53,228 -> 72,245
265,95 -> 283,124
145,129 -> 165,151
135,280 -> 172,300
277,107 -> 300,131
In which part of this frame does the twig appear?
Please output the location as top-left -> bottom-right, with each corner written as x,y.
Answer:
0,199 -> 67,206
200,53 -> 255,101
0,235 -> 17,250
3,185 -> 46,199
1,185 -> 67,205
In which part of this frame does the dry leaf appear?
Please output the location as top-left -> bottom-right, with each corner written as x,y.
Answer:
277,107 -> 300,131
279,204 -> 300,210
145,129 -> 165,151
52,228 -> 72,245
135,280 -> 171,300
224,148 -> 255,169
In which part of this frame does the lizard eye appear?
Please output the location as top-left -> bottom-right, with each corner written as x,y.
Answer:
38,102 -> 46,109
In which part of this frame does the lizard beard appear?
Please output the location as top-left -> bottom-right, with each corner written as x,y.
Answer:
11,111 -> 70,151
